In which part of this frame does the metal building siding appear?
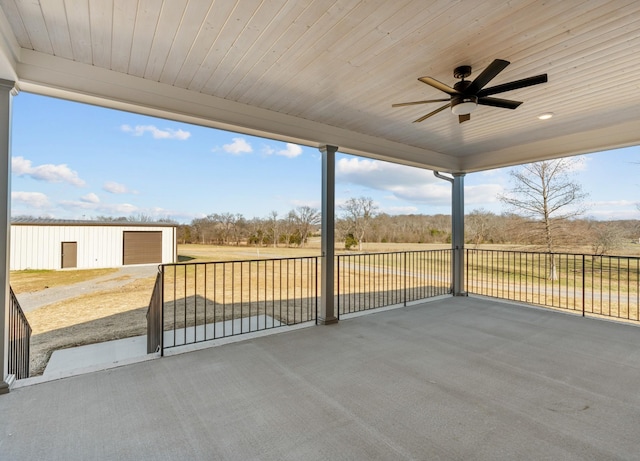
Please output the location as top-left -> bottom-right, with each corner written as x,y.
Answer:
10,224 -> 175,270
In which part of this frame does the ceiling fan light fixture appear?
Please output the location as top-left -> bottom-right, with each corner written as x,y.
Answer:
451,95 -> 478,115
538,112 -> 554,120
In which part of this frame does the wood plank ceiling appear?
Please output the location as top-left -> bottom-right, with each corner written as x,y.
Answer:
0,0 -> 639,172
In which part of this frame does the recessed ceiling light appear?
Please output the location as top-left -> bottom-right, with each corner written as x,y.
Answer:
538,112 -> 554,120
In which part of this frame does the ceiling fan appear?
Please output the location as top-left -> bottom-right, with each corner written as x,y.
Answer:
392,59 -> 548,123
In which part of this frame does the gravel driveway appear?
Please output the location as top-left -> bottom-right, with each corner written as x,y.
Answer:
15,265 -> 160,313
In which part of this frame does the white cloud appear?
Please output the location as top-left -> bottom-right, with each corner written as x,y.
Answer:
276,143 -> 303,158
12,191 -> 50,208
222,137 -> 253,155
337,157 -> 438,189
464,184 -> 504,204
80,193 -> 100,204
585,200 -> 640,220
59,199 -> 139,215
290,199 -> 321,209
336,157 -> 450,204
565,155 -> 589,172
12,156 -> 85,186
335,157 -> 508,208
103,181 -> 134,194
387,183 -> 452,205
383,205 -> 419,214
121,124 -> 191,140
261,143 -> 303,158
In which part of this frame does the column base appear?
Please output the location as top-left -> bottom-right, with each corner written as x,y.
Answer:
0,374 -> 15,395
317,316 -> 338,325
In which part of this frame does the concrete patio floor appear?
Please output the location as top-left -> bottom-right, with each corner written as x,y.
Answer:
1,296 -> 639,460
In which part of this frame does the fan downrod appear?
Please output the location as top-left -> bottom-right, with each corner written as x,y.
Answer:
453,65 -> 472,80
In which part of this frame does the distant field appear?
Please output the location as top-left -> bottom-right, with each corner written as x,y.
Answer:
12,241 -> 640,376
177,241 -> 640,262
177,241 -> 452,263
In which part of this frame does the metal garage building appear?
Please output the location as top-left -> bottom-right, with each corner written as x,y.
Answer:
10,219 -> 176,270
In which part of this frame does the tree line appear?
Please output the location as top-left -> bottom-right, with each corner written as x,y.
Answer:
171,206 -> 638,255
173,157 -> 639,257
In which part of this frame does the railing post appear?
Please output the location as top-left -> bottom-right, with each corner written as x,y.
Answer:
582,254 -> 585,317
335,255 -> 340,320
403,252 -> 407,306
160,265 -> 164,356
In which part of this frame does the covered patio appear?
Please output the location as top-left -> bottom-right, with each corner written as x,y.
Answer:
1,1 -> 640,457
2,296 -> 640,459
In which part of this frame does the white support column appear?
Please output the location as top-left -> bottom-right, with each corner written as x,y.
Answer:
0,79 -> 14,394
319,145 -> 338,324
452,173 -> 466,296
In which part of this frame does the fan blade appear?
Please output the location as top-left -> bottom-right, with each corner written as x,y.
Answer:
466,59 -> 510,94
418,76 -> 460,95
477,74 -> 548,97
392,98 -> 450,107
458,114 -> 470,123
478,97 -> 522,109
413,103 -> 450,123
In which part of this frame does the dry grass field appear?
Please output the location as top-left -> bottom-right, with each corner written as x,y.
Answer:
11,241 -> 640,376
26,277 -> 156,375
10,268 -> 118,293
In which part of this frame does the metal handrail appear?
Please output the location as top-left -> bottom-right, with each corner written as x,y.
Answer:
466,249 -> 640,322
146,269 -> 164,355
157,256 -> 319,351
8,287 -> 31,379
337,249 -> 452,316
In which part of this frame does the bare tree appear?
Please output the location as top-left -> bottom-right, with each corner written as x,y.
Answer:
247,217 -> 267,247
340,197 -> 378,251
268,211 -> 280,248
590,221 -> 626,255
292,206 -> 320,247
466,208 -> 496,248
499,158 -> 587,279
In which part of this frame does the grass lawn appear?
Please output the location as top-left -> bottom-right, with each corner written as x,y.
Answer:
27,276 -> 156,375
10,268 -> 118,293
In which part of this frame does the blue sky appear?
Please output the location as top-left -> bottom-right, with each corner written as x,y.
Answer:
10,93 -> 640,223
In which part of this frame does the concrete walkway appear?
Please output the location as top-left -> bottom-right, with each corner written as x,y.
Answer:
15,264 -> 159,312
42,315 -> 283,377
2,297 -> 640,460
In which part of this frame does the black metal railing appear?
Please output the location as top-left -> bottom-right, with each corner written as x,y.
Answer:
337,249 -> 452,316
160,256 -> 319,350
9,287 -> 31,379
466,249 -> 640,322
146,269 -> 164,354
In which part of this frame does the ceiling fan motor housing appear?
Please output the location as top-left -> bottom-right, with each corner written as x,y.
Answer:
453,65 -> 472,79
451,79 -> 477,114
